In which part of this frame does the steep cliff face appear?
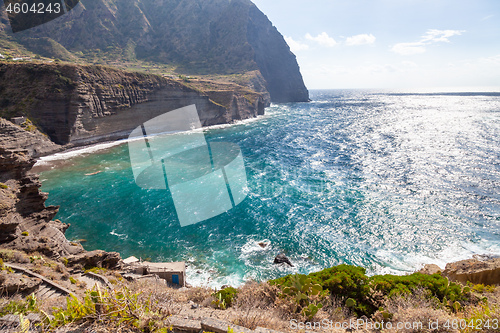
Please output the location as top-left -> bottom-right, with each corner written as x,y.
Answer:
0,63 -> 269,146
246,5 -> 309,103
0,0 -> 309,103
0,118 -> 121,265
0,119 -> 80,257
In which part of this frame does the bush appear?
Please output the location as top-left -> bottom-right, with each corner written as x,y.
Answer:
85,267 -> 108,275
271,264 -> 372,315
61,257 -> 69,267
186,287 -> 212,304
370,273 -> 465,302
47,286 -> 171,332
0,294 -> 38,316
270,264 -> 471,317
0,258 -> 14,273
212,287 -> 238,309
21,231 -> 29,236
472,284 -> 496,294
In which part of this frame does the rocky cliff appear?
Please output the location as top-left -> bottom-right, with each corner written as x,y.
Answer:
0,118 -> 120,266
0,63 -> 269,146
0,0 -> 309,103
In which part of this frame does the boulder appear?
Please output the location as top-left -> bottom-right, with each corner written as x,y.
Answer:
0,271 -> 42,295
443,257 -> 500,285
274,253 -> 293,267
419,264 -> 442,275
67,250 -> 121,269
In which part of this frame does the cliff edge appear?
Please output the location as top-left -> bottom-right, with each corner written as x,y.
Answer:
0,63 -> 269,147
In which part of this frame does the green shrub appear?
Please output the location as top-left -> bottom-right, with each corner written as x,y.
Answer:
0,294 -> 38,316
279,274 -> 324,320
271,264 -> 372,315
47,286 -> 169,331
0,183 -> 8,189
21,231 -> 29,236
69,276 -> 77,284
212,287 -> 238,309
0,258 -> 14,273
270,264 -> 471,317
85,267 -> 108,274
472,284 -> 496,294
61,257 -> 69,267
370,273 -> 465,302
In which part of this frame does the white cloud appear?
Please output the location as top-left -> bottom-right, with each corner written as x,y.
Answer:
345,34 -> 376,46
479,54 -> 500,65
421,29 -> 465,43
305,32 -> 337,47
284,36 -> 309,52
392,29 -> 465,55
391,42 -> 426,55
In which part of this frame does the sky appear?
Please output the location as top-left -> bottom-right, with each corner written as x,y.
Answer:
252,0 -> 500,89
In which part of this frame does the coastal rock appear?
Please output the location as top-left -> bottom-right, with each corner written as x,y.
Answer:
67,250 -> 121,269
0,118 -> 60,158
0,63 -> 269,148
419,264 -> 442,275
274,253 -> 294,267
443,257 -> 500,285
0,271 -> 42,295
0,119 -> 118,263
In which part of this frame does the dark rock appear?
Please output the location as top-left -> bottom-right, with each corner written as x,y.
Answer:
67,250 -> 121,269
274,253 -> 294,267
0,118 -> 60,158
0,271 -> 42,295
246,4 -> 309,102
0,123 -> 113,262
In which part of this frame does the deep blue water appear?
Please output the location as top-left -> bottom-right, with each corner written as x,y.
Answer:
36,89 -> 500,287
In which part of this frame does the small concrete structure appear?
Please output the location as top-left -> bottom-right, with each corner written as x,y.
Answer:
123,256 -> 139,265
11,116 -> 27,126
136,261 -> 186,287
123,257 -> 186,287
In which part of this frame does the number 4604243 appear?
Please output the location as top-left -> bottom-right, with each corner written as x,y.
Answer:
5,2 -> 61,15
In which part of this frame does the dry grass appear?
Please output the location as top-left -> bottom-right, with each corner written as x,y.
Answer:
128,280 -> 183,316
185,286 -> 213,304
379,289 -> 461,333
230,281 -> 294,331
0,248 -> 30,263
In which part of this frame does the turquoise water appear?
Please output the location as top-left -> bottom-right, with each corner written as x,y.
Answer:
37,90 -> 500,287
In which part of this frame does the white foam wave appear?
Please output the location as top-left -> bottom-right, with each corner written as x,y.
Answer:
35,140 -> 127,166
371,240 -> 500,276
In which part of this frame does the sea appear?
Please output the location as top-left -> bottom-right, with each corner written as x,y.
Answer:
34,89 -> 500,288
